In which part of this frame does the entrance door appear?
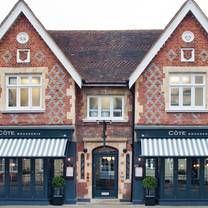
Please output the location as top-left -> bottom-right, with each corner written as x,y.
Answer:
93,146 -> 118,198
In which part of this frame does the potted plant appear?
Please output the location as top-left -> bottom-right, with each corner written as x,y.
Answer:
51,176 -> 65,205
142,176 -> 157,206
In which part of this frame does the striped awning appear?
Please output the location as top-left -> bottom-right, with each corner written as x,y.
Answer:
0,138 -> 68,157
141,138 -> 208,157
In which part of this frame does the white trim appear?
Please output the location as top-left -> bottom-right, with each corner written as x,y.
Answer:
87,96 -> 124,121
129,0 -> 208,87
0,1 -> 82,87
180,48 -> 195,62
168,73 -> 206,111
6,74 -> 43,111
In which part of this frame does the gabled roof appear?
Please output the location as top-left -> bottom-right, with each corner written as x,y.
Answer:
50,30 -> 161,84
0,0 -> 82,87
129,0 -> 208,87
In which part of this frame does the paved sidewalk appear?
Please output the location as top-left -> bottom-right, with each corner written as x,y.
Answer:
0,205 -> 207,208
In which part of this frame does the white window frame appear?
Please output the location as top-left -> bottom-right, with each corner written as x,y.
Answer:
87,96 -> 124,121
6,74 -> 43,111
168,73 -> 206,111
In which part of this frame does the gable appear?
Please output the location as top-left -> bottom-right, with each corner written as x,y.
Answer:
0,0 -> 82,87
129,0 -> 208,87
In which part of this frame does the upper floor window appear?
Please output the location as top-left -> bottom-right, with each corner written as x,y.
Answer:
169,73 -> 205,110
87,96 -> 124,120
6,74 -> 42,111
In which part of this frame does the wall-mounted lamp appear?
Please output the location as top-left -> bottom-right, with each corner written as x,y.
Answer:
83,148 -> 88,153
123,148 -> 127,153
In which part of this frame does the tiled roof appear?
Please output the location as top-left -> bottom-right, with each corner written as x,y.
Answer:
49,30 -> 162,83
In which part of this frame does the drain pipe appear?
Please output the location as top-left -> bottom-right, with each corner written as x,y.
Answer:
130,83 -> 135,202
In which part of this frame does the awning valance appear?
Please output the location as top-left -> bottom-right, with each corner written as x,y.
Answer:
141,138 -> 208,157
0,138 -> 68,157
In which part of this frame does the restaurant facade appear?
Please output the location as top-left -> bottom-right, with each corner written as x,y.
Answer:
130,0 -> 208,204
1,0 -> 208,205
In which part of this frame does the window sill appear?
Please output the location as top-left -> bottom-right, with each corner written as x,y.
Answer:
82,118 -> 128,123
166,108 -> 208,113
2,109 -> 45,114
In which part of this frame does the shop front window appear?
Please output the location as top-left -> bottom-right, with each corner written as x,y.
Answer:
145,158 -> 156,177
9,158 -> 18,192
0,159 -> 5,191
54,159 -> 64,176
22,159 -> 31,192
177,158 -> 187,198
191,158 -> 200,197
205,159 -> 208,197
164,158 -> 174,197
35,159 -> 44,192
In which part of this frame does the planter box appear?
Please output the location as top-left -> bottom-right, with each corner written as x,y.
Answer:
51,187 -> 64,205
144,196 -> 156,206
51,196 -> 64,205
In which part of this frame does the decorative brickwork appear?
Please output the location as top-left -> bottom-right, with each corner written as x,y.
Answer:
143,64 -> 163,123
2,50 -> 12,64
136,13 -> 208,125
167,49 -> 177,62
34,50 -> 45,63
0,14 -> 75,125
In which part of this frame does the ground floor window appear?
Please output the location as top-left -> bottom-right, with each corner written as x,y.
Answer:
0,158 -> 65,200
160,157 -> 207,200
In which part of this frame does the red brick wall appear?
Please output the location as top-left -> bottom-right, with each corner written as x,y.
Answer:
75,86 -> 133,142
0,14 -> 74,125
136,13 -> 208,125
75,86 -> 133,199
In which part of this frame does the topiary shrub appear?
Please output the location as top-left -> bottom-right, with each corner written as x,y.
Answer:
52,176 -> 65,188
142,176 -> 157,196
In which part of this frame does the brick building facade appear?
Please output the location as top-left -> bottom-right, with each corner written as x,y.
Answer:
0,0 -> 208,205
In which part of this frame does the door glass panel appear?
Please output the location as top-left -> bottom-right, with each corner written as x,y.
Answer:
0,159 -> 5,191
191,158 -> 200,197
54,159 -> 64,176
164,158 -> 174,197
22,159 -> 31,192
178,158 -> 187,197
95,156 -> 115,192
9,159 -> 18,192
35,159 -> 44,192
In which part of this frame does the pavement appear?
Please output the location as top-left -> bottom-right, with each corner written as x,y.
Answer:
0,205 -> 207,208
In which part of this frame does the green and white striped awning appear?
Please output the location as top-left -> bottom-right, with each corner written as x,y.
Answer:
141,138 -> 208,157
0,138 -> 68,157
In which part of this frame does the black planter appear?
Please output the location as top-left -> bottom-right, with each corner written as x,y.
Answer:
51,196 -> 64,205
144,196 -> 156,206
51,187 -> 64,205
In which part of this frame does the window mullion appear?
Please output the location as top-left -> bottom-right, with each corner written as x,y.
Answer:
98,97 -> 101,119
192,85 -> 195,107
110,97 -> 113,118
179,86 -> 183,107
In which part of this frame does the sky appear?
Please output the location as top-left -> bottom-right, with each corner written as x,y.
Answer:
0,0 -> 208,30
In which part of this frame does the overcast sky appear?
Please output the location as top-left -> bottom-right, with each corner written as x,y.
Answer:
0,0 -> 208,30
